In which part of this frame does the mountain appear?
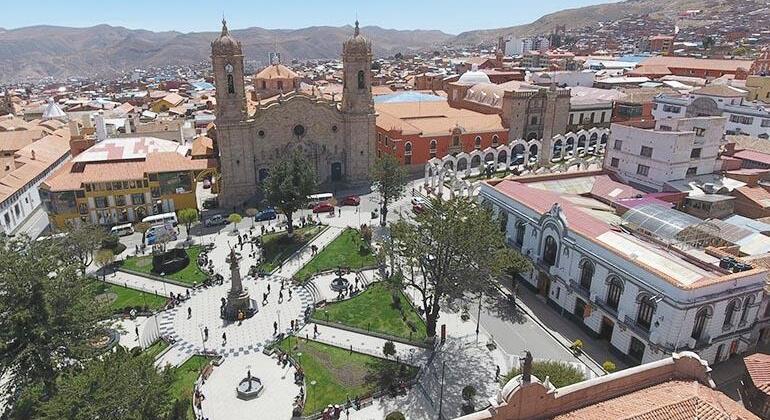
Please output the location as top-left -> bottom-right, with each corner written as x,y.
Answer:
450,0 -> 715,45
0,24 -> 452,83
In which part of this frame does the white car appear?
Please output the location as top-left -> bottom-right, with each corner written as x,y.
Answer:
411,197 -> 426,206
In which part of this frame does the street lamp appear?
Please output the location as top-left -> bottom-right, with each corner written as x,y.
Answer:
437,360 -> 446,420
475,292 -> 483,344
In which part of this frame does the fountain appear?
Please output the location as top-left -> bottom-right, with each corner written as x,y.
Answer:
222,247 -> 258,321
236,368 -> 263,400
330,276 -> 349,292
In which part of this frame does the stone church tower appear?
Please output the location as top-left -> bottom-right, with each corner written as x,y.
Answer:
341,21 -> 374,114
0,89 -> 12,117
211,19 -> 246,123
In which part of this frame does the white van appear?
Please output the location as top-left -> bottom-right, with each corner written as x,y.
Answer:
141,212 -> 178,227
110,223 -> 134,237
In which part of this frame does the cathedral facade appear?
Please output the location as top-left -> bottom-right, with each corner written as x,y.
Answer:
211,20 -> 377,208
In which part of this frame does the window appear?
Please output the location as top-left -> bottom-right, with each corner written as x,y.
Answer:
610,157 -> 619,168
452,135 -> 460,147
569,114 -> 574,125
404,142 -> 412,165
474,136 -> 481,150
662,104 -> 681,113
94,196 -> 108,209
543,235 -> 557,267
429,140 -> 437,158
277,80 -> 283,91
357,70 -> 365,89
607,278 -> 622,310
227,74 -> 234,94
690,148 -> 702,159
659,125 -> 672,131
636,164 -> 650,176
723,300 -> 738,329
613,140 -> 622,150
530,116 -> 538,125
115,195 -> 126,207
640,146 -> 653,158
636,295 -> 656,331
579,260 -> 594,291
600,111 -> 606,122
261,81 -> 266,89
761,119 -> 770,128
590,112 -> 595,122
691,307 -> 709,340
492,135 -> 499,147
694,127 -> 706,137
730,114 -> 754,125
515,221 -> 525,246
686,167 -> 697,177
740,296 -> 754,325
579,113 -> 584,123
131,193 -> 145,205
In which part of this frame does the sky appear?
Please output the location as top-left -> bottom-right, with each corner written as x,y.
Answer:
0,0 -> 619,35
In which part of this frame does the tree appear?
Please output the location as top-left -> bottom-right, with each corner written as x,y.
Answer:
177,208 -> 199,240
37,347 -> 175,419
702,35 -> 715,49
263,152 -> 315,236
370,154 -> 407,227
462,385 -> 477,413
228,213 -> 242,232
134,222 -> 151,246
383,340 -> 396,359
500,360 -> 585,388
0,235 -> 107,412
60,222 -> 108,274
94,249 -> 115,281
387,197 -> 530,337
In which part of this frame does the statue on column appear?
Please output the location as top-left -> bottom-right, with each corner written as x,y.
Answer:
222,246 -> 258,321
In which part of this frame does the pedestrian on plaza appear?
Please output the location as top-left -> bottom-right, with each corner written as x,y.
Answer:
222,332 -> 227,344
204,326 -> 209,341
338,208 -> 341,217
135,326 -> 139,339
495,365 -> 500,381
188,307 -> 192,319
313,324 -> 318,337
186,289 -> 190,299
267,283 -> 271,294
288,288 -> 293,300
273,321 -> 278,334
263,292 -> 268,304
281,279 -> 285,290
290,319 -> 295,331
279,290 -> 283,302
238,235 -> 242,245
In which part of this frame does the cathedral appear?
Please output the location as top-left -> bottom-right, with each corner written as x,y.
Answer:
211,20 -> 376,208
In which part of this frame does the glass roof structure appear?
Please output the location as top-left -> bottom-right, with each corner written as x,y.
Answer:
621,203 -> 703,243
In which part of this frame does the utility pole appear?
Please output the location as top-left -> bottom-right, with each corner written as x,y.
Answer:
475,292 -> 483,343
438,360 -> 446,420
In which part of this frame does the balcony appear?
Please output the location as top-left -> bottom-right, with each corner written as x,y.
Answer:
593,296 -> 619,318
568,279 -> 590,300
689,335 -> 711,350
623,315 -> 651,338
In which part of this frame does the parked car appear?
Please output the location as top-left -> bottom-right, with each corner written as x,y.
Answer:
254,208 -> 277,221
412,204 -> 426,214
203,197 -> 218,209
312,202 -> 335,213
411,196 -> 426,206
341,195 -> 360,206
204,214 -> 228,227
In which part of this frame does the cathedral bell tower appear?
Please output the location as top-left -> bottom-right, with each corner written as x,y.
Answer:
211,19 -> 246,123
341,21 -> 374,114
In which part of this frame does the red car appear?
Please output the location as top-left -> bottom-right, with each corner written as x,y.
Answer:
341,195 -> 360,206
312,202 -> 335,213
412,203 -> 425,214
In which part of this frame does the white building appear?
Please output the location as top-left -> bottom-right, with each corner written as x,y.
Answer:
506,36 -> 550,56
480,176 -> 769,366
652,85 -> 770,139
603,116 -> 725,192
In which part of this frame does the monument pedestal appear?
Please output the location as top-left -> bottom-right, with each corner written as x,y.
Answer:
222,248 -> 258,321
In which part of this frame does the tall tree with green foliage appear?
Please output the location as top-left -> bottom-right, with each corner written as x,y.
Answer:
177,208 -> 199,240
263,152 -> 315,236
387,197 -> 530,337
370,154 -> 407,226
60,222 -> 108,274
37,347 -> 175,419
0,235 -> 107,414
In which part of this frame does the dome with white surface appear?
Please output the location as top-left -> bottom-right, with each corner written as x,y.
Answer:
457,70 -> 491,86
42,98 -> 67,121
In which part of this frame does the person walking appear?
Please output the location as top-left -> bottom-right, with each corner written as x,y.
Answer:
188,307 -> 192,319
135,325 -> 139,339
288,288 -> 293,300
273,321 -> 278,335
267,283 -> 271,294
313,324 -> 318,337
222,332 -> 227,345
279,290 -> 284,302
204,326 -> 209,341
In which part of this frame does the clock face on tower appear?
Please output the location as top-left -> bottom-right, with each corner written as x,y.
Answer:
225,63 -> 233,74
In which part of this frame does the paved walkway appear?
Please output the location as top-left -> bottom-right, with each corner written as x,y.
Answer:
101,269 -> 188,298
305,269 -> 378,303
273,226 -> 343,279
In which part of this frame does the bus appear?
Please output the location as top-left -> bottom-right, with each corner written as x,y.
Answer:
141,212 -> 178,227
110,223 -> 134,237
145,223 -> 177,245
306,192 -> 333,208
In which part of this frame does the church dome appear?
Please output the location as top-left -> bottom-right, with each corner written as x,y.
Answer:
343,21 -> 371,55
457,70 -> 491,86
42,98 -> 67,121
211,19 -> 242,56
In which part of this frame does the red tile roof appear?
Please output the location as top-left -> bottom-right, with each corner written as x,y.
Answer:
744,353 -> 770,396
733,150 -> 770,166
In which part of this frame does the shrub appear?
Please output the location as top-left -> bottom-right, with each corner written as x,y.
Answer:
383,340 -> 396,358
462,385 -> 476,402
129,346 -> 143,357
385,412 -> 405,420
602,360 -> 616,373
500,360 -> 585,388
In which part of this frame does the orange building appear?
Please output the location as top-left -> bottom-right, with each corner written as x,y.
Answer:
375,96 -> 508,169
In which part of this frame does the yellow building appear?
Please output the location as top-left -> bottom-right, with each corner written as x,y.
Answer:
41,136 -> 211,228
745,75 -> 770,103
150,93 -> 186,113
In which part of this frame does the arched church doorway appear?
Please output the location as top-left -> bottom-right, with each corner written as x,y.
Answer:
331,162 -> 343,182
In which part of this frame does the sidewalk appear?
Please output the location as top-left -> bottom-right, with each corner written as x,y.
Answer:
274,226 -> 342,279
103,269 -> 188,297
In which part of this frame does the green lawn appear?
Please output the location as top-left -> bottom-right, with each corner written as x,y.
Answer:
143,340 -> 169,359
92,282 -> 167,313
259,225 -> 324,272
277,337 -> 416,416
313,282 -> 427,341
121,246 -> 207,285
170,355 -> 211,420
295,228 -> 377,282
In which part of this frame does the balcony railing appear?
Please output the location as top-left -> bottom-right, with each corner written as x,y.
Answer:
568,279 -> 590,300
593,296 -> 619,318
623,315 -> 651,338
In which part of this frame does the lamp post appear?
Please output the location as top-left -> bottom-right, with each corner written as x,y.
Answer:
475,291 -> 483,344
437,360 -> 446,420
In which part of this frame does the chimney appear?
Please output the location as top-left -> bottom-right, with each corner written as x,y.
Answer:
94,111 -> 107,142
124,115 -> 132,134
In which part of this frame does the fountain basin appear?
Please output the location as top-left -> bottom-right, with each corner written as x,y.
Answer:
330,276 -> 349,292
236,377 -> 263,400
